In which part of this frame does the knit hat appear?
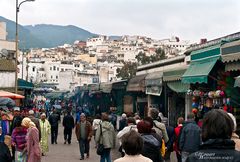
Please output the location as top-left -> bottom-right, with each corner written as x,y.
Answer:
21,117 -> 31,128
29,110 -> 34,115
122,113 -> 127,118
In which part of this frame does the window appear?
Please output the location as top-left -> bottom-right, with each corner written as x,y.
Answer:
56,76 -> 58,79
57,67 -> 59,71
53,66 -> 56,71
50,67 -> 52,70
51,75 -> 53,79
32,67 -> 35,72
61,68 -> 64,71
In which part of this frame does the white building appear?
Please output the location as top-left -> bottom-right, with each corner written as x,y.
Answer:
86,36 -> 108,49
59,70 -> 77,91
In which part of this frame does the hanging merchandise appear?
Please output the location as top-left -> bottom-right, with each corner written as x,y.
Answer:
187,89 -> 193,96
193,90 -> 200,97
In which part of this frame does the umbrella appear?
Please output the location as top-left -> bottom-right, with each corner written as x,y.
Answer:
0,97 -> 15,107
0,90 -> 25,99
53,105 -> 61,109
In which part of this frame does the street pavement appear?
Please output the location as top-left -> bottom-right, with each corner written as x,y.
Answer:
42,122 -> 120,162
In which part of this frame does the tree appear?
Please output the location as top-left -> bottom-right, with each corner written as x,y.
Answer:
135,47 -> 166,66
135,51 -> 151,65
116,62 -> 137,80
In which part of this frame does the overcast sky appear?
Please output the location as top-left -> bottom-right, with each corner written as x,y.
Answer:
0,0 -> 240,42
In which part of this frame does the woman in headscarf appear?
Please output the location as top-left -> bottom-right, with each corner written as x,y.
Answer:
22,117 -> 41,162
11,117 -> 27,162
39,113 -> 51,156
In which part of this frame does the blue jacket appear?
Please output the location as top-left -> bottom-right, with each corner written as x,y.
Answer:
179,121 -> 201,153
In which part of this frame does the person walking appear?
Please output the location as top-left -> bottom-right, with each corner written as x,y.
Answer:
75,113 -> 92,160
62,111 -> 74,144
48,109 -> 60,144
95,113 -> 116,162
21,117 -> 41,162
92,114 -> 101,147
227,113 -> 240,151
173,117 -> 184,162
186,109 -> 240,162
114,130 -> 152,162
39,113 -> 51,156
149,108 -> 169,144
0,136 -> 12,162
118,113 -> 127,131
117,117 -> 137,157
179,113 -> 201,162
28,110 -> 41,141
137,118 -> 163,162
11,117 -> 27,162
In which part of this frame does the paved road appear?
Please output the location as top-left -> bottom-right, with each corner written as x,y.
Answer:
42,123 -> 120,162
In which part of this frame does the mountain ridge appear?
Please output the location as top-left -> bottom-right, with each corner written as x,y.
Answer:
0,16 -> 120,49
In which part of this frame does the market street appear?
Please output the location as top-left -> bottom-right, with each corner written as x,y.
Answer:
42,122 -> 120,162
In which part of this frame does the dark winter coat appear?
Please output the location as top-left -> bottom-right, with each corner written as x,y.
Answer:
63,114 -> 74,129
141,133 -> 163,162
179,120 -> 201,153
49,113 -> 60,128
186,139 -> 240,162
0,142 -> 12,162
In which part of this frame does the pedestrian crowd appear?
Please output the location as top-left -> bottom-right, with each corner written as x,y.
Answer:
89,108 -> 240,162
1,105 -> 240,162
0,106 -> 64,162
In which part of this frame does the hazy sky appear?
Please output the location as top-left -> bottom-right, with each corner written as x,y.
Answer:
0,0 -> 240,42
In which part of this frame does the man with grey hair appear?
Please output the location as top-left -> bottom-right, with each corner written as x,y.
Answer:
28,110 -> 41,141
179,113 -> 201,162
228,113 -> 240,151
149,108 -> 169,143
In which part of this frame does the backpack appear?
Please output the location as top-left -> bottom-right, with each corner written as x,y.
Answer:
153,121 -> 163,139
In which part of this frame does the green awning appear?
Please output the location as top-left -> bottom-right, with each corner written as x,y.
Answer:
167,81 -> 190,93
182,56 -> 219,84
145,72 -> 162,96
45,92 -> 63,99
235,76 -> 240,87
191,44 -> 221,61
18,79 -> 34,89
163,69 -> 186,82
100,82 -> 112,93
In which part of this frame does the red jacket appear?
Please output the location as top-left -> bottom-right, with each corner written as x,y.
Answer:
173,124 -> 182,152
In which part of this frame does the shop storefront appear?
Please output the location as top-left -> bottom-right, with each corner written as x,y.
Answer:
145,71 -> 164,116
163,68 -> 190,126
126,74 -> 147,117
182,44 -> 225,123
111,80 -> 128,115
221,40 -> 240,133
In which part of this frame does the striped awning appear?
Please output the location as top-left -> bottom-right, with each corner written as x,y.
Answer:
127,74 -> 146,92
163,69 -> 187,82
100,82 -> 112,93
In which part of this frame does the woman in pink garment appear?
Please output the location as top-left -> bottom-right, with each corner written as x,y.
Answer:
21,117 -> 41,162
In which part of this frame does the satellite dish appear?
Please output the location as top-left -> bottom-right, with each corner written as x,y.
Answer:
0,49 -> 8,57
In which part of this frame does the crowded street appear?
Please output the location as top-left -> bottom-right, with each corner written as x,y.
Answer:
41,119 -> 120,162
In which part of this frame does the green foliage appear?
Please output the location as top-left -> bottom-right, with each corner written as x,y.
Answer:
136,48 -> 166,65
116,62 -> 137,80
